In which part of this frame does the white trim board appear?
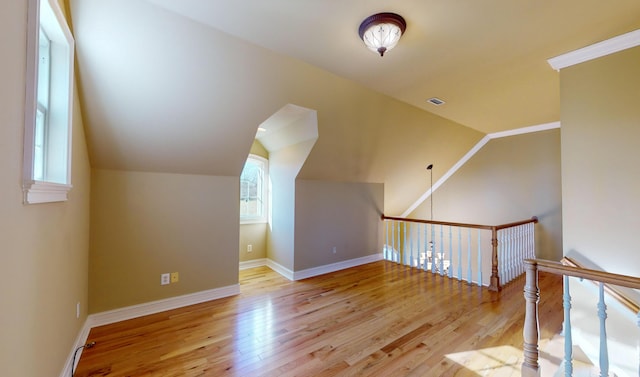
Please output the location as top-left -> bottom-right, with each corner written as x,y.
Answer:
87,284 -> 240,328
239,258 -> 268,270
401,121 -> 560,217
264,254 -> 383,281
58,319 -> 92,377
266,259 -> 295,280
548,29 -> 640,71
293,253 -> 383,280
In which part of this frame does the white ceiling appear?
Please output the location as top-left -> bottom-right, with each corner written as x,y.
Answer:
146,0 -> 640,133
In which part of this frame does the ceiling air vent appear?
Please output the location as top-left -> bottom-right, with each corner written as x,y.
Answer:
427,97 -> 445,106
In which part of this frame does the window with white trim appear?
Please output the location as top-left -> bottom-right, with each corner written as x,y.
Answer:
240,155 -> 268,223
23,0 -> 74,204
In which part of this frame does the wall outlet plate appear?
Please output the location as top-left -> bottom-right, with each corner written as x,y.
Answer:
170,272 -> 179,283
247,244 -> 252,252
161,273 -> 170,285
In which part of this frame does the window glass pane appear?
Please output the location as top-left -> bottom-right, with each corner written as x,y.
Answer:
33,108 -> 46,181
37,27 -> 50,110
240,157 -> 267,221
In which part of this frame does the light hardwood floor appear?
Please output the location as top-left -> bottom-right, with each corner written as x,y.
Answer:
74,261 -> 563,376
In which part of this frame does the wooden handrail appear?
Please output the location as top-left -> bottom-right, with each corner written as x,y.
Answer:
381,214 -> 538,291
381,214 -> 493,230
380,214 -> 538,231
522,258 -> 640,377
495,216 -> 539,230
562,257 -> 640,314
526,259 -> 640,290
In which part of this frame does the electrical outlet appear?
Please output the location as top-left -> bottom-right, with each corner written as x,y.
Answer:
170,272 -> 179,283
332,246 -> 337,254
247,244 -> 252,252
76,302 -> 80,319
161,273 -> 170,285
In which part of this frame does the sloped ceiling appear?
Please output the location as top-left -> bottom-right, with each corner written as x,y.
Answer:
69,0 -> 640,213
145,0 -> 640,133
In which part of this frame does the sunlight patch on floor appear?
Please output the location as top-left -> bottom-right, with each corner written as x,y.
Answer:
446,345 -> 521,376
446,337 -> 572,377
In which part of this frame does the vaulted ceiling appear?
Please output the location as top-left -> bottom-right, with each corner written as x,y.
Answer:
143,0 -> 640,133
68,0 -> 640,213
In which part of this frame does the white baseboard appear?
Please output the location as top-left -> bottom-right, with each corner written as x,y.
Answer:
259,254 -> 384,281
239,258 -> 268,270
293,253 -> 383,280
59,319 -> 92,377
87,284 -> 240,328
266,259 -> 295,280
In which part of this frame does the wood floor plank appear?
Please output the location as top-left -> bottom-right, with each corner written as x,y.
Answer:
74,261 -> 563,376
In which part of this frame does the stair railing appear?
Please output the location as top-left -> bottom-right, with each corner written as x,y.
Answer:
522,258 -> 640,377
381,215 -> 538,291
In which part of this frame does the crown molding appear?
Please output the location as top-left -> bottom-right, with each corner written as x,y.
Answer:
548,29 -> 640,71
400,121 -> 561,217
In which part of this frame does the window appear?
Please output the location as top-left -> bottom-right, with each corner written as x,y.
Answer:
240,155 -> 268,223
23,0 -> 74,204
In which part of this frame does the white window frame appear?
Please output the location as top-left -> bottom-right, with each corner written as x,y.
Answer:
240,155 -> 269,224
23,0 -> 75,204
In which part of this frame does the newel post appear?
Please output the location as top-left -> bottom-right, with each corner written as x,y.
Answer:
489,227 -> 501,291
522,259 -> 541,377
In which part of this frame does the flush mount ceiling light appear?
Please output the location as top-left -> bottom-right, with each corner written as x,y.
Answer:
358,12 -> 406,57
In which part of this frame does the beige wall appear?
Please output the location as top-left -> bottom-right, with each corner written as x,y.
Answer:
410,129 -> 562,261
0,1 -> 91,376
89,170 -> 239,312
294,180 -> 384,270
560,46 -> 640,276
239,223 -> 267,261
267,140 -> 316,269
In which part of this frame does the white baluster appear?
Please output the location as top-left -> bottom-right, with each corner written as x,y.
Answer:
423,224 -> 428,271
457,227 -> 462,281
391,221 -> 396,263
439,225 -> 444,275
511,227 -> 516,282
431,224 -> 437,274
598,282 -> 609,377
508,228 -> 512,282
396,221 -> 401,263
502,228 -> 509,283
503,228 -> 509,283
519,225 -> 525,277
563,275 -> 573,376
408,223 -> 413,267
520,225 -> 526,277
498,229 -> 504,283
520,225 -> 527,276
384,221 -> 388,260
467,229 -> 472,284
477,230 -> 482,286
402,223 -> 407,266
448,226 -> 453,278
416,223 -> 421,268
